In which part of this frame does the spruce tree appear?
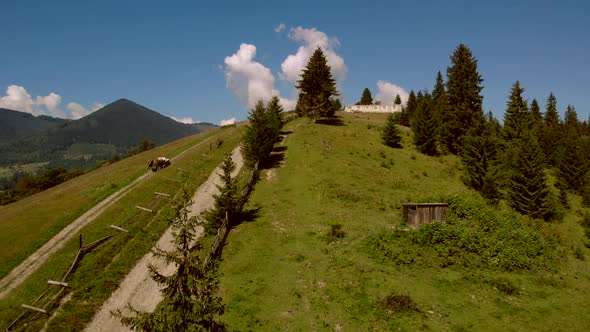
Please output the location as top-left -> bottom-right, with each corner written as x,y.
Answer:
394,94 -> 402,105
530,98 -> 543,139
564,104 -> 579,137
411,91 -> 438,155
241,100 -> 275,169
541,93 -> 562,166
432,71 -> 446,152
382,113 -> 403,148
508,134 -> 552,221
266,96 -> 284,140
557,137 -> 587,192
503,81 -> 530,142
204,153 -> 239,234
113,187 -> 227,331
296,47 -> 339,121
462,120 -> 498,192
400,90 -> 417,127
443,44 -> 484,154
359,88 -> 373,105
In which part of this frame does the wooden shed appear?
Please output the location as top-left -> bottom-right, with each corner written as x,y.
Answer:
402,203 -> 448,229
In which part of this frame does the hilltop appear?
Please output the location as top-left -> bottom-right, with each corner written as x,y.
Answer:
0,99 -> 217,169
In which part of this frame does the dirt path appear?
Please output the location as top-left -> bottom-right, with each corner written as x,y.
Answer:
0,135 -> 219,300
84,147 -> 243,332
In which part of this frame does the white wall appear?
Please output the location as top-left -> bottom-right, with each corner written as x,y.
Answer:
343,104 -> 402,113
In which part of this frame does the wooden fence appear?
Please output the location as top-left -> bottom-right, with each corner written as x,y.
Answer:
402,203 -> 448,229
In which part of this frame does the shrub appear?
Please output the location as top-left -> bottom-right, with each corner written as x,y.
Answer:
326,224 -> 345,242
379,293 -> 418,313
491,277 -> 519,295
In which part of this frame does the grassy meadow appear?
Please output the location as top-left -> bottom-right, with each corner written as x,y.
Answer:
219,112 -> 590,331
0,125 -> 244,331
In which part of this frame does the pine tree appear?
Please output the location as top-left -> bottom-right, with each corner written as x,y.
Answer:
462,120 -> 498,192
432,71 -> 446,152
266,96 -> 284,140
359,88 -> 373,105
508,135 -> 552,221
411,91 -> 438,155
443,44 -> 484,154
296,47 -> 339,121
394,94 -> 402,105
382,113 -> 403,148
204,153 -> 239,234
503,81 -> 530,142
564,104 -> 579,137
113,187 -> 227,331
541,93 -> 562,166
400,90 -> 417,127
530,98 -> 543,139
557,137 -> 587,192
241,100 -> 275,169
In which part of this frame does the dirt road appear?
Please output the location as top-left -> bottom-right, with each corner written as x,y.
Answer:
84,147 -> 243,332
0,135 -> 219,300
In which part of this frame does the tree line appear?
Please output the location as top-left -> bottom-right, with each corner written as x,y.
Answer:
382,43 -> 590,221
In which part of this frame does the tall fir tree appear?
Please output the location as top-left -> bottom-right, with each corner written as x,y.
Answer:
508,134 -> 552,221
503,81 -> 531,142
359,88 -> 373,105
241,100 -> 275,169
266,96 -> 284,140
541,93 -> 562,166
564,104 -> 579,137
114,187 -> 227,331
529,98 -> 543,139
462,118 -> 499,192
411,91 -> 438,155
204,153 -> 240,234
296,47 -> 339,121
432,71 -> 447,152
557,137 -> 587,192
443,44 -> 484,154
400,90 -> 417,127
394,94 -> 402,105
382,113 -> 403,148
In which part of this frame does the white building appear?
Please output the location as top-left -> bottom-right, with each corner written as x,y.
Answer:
343,104 -> 402,113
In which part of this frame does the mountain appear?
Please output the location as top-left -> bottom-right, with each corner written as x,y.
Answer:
0,108 -> 70,142
0,99 -> 218,168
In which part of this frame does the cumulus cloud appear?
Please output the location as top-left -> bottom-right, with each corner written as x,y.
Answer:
91,102 -> 104,112
170,116 -> 200,124
375,80 -> 409,105
67,102 -> 87,119
0,84 -> 103,119
224,43 -> 279,109
280,26 -> 347,83
0,85 -> 36,114
274,23 -> 286,33
219,117 -> 237,126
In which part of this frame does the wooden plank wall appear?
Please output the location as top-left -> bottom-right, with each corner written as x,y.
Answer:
402,203 -> 448,228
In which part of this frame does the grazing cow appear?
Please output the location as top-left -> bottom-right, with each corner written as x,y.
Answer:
148,157 -> 171,172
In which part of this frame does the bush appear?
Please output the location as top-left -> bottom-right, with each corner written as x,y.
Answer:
491,277 -> 519,295
379,293 -> 418,313
325,224 -> 345,242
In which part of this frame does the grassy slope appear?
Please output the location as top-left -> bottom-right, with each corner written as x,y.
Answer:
220,112 -> 590,331
0,125 -> 244,331
0,129 -> 221,278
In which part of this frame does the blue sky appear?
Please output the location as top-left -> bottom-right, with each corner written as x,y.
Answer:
1,0 -> 588,125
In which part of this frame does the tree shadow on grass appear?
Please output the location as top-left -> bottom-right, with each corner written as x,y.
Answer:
315,117 -> 345,126
260,150 -> 286,169
233,206 -> 261,227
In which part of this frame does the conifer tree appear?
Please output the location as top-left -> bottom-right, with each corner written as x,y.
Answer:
400,90 -> 417,127
296,47 -> 339,121
462,116 -> 499,193
204,153 -> 239,234
557,137 -> 587,192
530,98 -> 543,139
432,71 -> 446,151
503,81 -> 530,142
266,96 -> 284,140
541,93 -> 562,166
443,44 -> 484,154
359,88 -> 373,105
114,187 -> 227,331
241,100 -> 275,169
394,94 -> 402,105
564,104 -> 579,137
508,134 -> 552,221
382,113 -> 403,148
411,91 -> 438,155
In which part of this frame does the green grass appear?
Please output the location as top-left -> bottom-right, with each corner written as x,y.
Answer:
0,130 -> 222,279
0,125 -> 244,331
219,112 -> 590,331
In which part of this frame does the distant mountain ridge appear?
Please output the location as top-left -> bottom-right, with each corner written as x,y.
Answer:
0,99 -> 218,169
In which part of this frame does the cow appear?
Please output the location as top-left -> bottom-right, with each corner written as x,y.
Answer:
147,157 -> 171,172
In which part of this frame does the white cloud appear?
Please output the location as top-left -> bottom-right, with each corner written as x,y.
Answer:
224,43 -> 280,108
1,84 -> 103,119
375,80 -> 409,105
280,26 -> 347,83
37,93 -> 66,118
67,102 -> 87,119
219,117 -> 237,126
170,116 -> 200,124
274,23 -> 286,33
0,85 -> 36,114
91,102 -> 104,112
